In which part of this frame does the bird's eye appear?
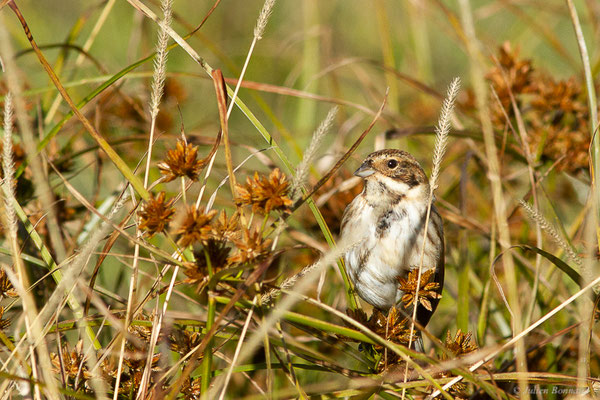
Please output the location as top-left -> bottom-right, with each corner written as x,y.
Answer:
387,159 -> 398,169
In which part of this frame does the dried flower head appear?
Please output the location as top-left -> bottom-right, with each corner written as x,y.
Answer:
119,349 -> 162,394
487,42 -> 535,106
433,330 -> 479,397
170,328 -> 203,355
128,322 -> 153,344
211,210 -> 240,241
366,307 -> 413,372
183,240 -> 231,292
369,307 -> 412,346
398,269 -> 442,312
181,376 -> 202,400
345,307 -> 415,372
158,139 -> 207,182
345,307 -> 412,347
444,329 -> 478,357
138,191 -> 175,238
50,340 -> 92,383
0,307 -> 11,330
0,269 -> 17,298
236,168 -> 293,214
176,207 -> 218,247
531,76 -> 586,115
228,228 -> 273,264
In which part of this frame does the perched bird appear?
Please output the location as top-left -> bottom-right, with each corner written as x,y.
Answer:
340,149 -> 444,329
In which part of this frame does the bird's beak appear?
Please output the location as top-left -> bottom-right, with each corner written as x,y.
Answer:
354,162 -> 375,178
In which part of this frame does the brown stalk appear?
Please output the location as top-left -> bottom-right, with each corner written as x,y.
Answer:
222,76 -> 378,117
184,0 -> 222,36
212,70 -> 237,199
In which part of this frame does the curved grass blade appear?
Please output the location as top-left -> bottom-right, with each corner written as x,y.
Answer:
514,244 -> 583,288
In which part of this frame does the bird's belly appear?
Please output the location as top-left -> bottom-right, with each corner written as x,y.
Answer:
342,201 -> 438,310
346,231 -> 411,309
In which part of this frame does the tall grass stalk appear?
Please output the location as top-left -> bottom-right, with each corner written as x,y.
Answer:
0,21 -> 67,267
489,82 -> 543,327
227,0 -> 276,119
115,0 -> 172,396
401,77 -> 459,399
565,0 -> 599,222
565,1 -> 599,389
2,95 -> 41,398
0,22 -> 65,400
216,298 -> 257,400
456,0 -> 529,397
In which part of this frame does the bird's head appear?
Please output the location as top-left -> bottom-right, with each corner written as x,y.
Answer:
354,149 -> 429,204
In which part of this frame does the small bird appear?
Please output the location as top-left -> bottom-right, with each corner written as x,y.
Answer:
340,149 -> 444,329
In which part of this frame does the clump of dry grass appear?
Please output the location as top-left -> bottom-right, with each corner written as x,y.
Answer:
0,1 -> 599,399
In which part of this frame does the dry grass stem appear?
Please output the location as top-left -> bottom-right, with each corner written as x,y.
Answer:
457,0 -> 529,397
1,2 -> 597,398
0,20 -> 62,399
402,78 -> 459,397
227,0 -> 278,119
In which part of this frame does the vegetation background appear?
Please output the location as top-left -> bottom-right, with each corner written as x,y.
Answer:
0,0 -> 599,398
